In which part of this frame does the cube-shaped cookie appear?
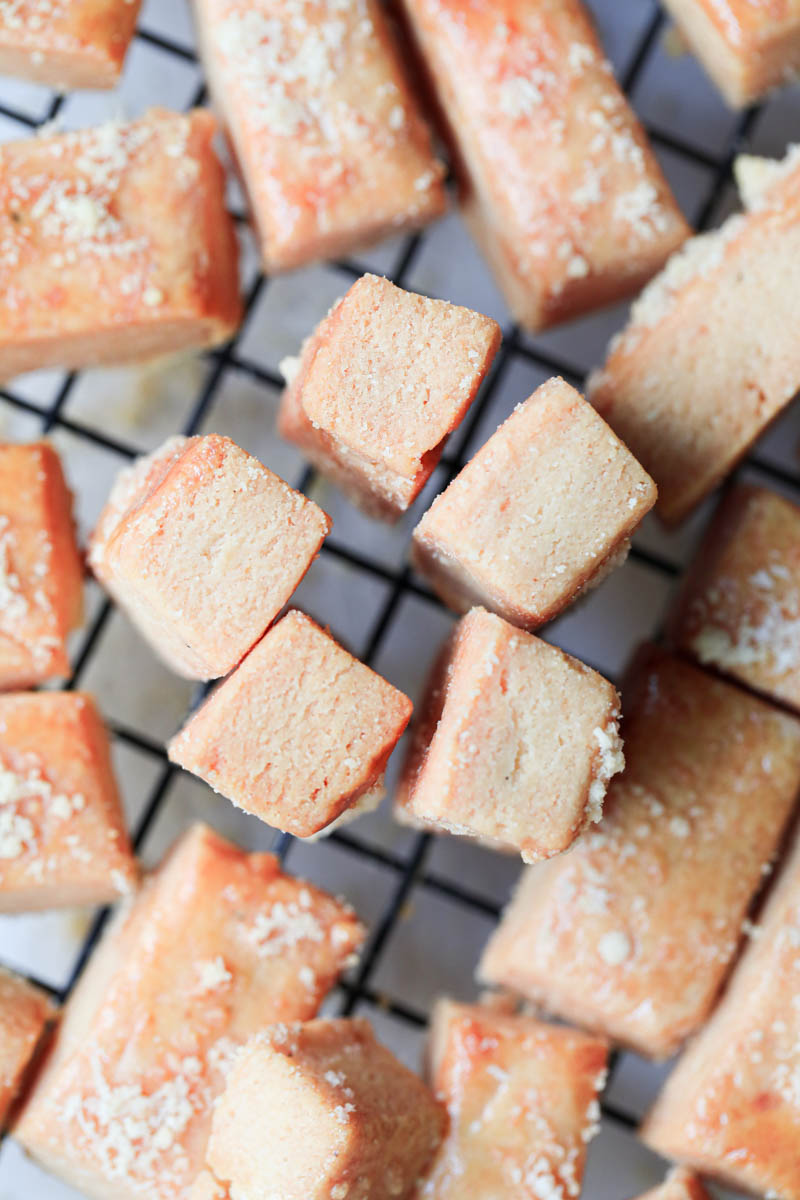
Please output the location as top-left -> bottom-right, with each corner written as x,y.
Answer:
669,484 -> 800,713
0,442 -> 83,689
200,1019 -> 446,1200
89,435 -> 330,680
0,691 -> 137,912
14,823 -> 364,1200
193,0 -> 445,272
479,646 -> 800,1059
412,377 -> 656,628
631,1170 -> 712,1200
420,999 -> 608,1199
0,967 -> 54,1131
169,610 -> 412,838
0,0 -> 141,89
588,145 -> 800,526
0,109 -> 241,381
278,275 -> 501,521
400,0 -> 689,332
642,820 -> 800,1200
395,608 -> 623,862
663,0 -> 800,107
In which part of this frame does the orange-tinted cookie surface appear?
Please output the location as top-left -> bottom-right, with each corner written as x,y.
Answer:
0,691 -> 137,911
663,0 -> 800,106
589,146 -> 800,525
0,442 -> 83,688
479,646 -> 800,1059
202,1019 -> 445,1200
0,109 -> 241,380
420,999 -> 608,1199
169,610 -> 412,838
412,377 -> 656,628
396,607 -> 623,861
89,435 -> 330,680
0,0 -> 142,89
670,484 -> 800,712
0,967 -> 54,1130
14,823 -> 364,1200
194,0 -> 445,271
400,0 -> 688,330
642,820 -> 800,1199
278,274 -> 501,520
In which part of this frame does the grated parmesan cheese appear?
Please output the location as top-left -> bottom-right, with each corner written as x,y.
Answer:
246,896 -> 325,957
0,751 -> 87,862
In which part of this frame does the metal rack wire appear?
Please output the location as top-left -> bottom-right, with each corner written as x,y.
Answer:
0,2 -> 798,1186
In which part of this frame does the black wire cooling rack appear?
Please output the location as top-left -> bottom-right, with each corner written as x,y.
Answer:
1,2 -> 799,1187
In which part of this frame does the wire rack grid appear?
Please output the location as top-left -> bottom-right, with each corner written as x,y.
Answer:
1,2 -> 800,1197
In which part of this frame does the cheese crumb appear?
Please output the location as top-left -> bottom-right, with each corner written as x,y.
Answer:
0,754 -> 86,861
247,899 -> 325,957
196,957 -> 232,992
584,719 -> 625,827
597,930 -> 632,965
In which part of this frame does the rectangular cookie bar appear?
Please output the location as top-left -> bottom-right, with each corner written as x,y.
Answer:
399,0 -> 689,330
419,999 -> 608,1198
14,823 -> 364,1200
278,274 -> 501,521
198,1020 -> 446,1200
192,0 -> 446,272
0,691 -> 137,912
669,483 -> 800,712
641,819 -> 800,1200
412,377 -> 656,628
169,610 -> 412,839
588,145 -> 800,525
479,645 -> 800,1059
0,108 -> 241,380
0,0 -> 141,89
89,435 -> 330,680
0,442 -> 83,688
395,607 -> 623,862
0,967 -> 54,1131
662,0 -> 800,107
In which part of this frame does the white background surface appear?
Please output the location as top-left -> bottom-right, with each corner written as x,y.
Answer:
1,2 -> 799,1197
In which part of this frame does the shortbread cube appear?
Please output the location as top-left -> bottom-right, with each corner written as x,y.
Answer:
412,377 -> 656,628
670,484 -> 800,713
193,0 -> 446,272
479,646 -> 800,1059
420,999 -> 608,1199
663,0 -> 800,107
0,691 -> 137,912
200,1019 -> 446,1200
0,0 -> 141,90
632,1170 -> 712,1200
169,610 -> 412,838
14,823 -> 364,1200
589,145 -> 800,525
278,275 -> 501,521
400,0 -> 688,331
395,607 -> 623,862
642,821 -> 800,1200
0,967 -> 54,1130
0,109 -> 241,380
0,442 -> 83,689
89,435 -> 330,680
